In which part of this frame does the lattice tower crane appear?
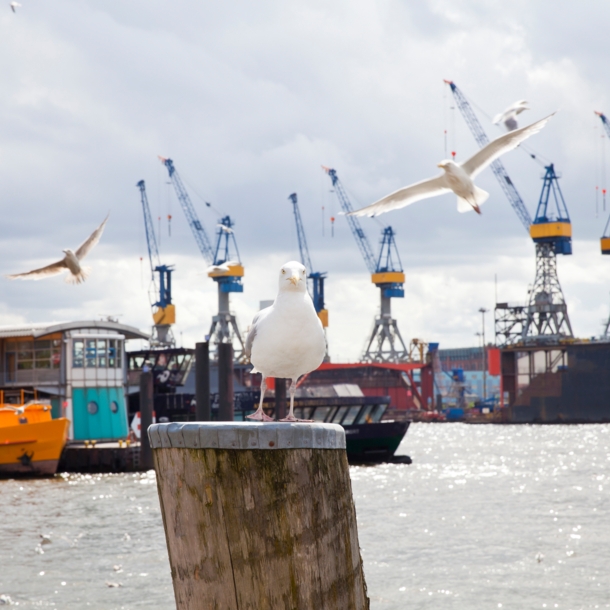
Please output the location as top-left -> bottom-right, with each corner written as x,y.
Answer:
322,167 -> 409,362
159,157 -> 245,358
137,180 -> 175,348
594,112 -> 610,336
445,80 -> 573,346
288,193 -> 329,360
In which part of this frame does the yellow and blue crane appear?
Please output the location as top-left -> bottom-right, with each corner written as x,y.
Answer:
288,193 -> 328,328
322,166 -> 409,362
137,179 -> 176,347
445,80 -> 573,345
594,112 -> 610,256
159,157 -> 245,357
594,111 -> 610,336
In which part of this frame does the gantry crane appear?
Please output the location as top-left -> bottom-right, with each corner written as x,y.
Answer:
159,157 -> 245,358
137,180 -> 175,347
322,167 -> 408,362
288,193 -> 328,327
445,80 -> 573,346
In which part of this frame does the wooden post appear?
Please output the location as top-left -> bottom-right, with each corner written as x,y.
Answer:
149,422 -> 369,610
218,343 -> 234,422
274,377 -> 287,420
195,342 -> 210,421
139,370 -> 154,471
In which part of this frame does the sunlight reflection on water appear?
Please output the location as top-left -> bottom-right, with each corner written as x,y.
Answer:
1,424 -> 609,609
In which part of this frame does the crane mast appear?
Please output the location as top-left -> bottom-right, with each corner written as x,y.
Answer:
323,167 -> 408,362
136,180 -> 175,347
160,157 -> 245,358
445,80 -> 573,346
288,193 -> 328,329
595,112 -> 610,256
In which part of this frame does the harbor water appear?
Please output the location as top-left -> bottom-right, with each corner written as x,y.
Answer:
1,423 -> 609,609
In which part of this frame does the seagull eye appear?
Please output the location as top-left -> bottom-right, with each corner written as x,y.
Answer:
302,270 -> 305,274
281,269 -> 285,274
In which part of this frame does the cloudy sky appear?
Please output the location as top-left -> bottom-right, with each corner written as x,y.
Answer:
1,0 -> 610,360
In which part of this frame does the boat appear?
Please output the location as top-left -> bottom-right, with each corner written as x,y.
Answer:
239,396 -> 411,464
0,403 -> 69,476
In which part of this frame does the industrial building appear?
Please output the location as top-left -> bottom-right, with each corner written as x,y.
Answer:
0,320 -> 148,440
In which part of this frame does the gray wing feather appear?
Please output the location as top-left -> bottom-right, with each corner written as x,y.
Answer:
75,214 -> 109,260
7,259 -> 67,280
349,175 -> 450,218
461,112 -> 555,179
245,308 -> 270,359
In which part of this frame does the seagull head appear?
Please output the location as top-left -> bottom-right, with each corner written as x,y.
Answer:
437,159 -> 457,172
62,248 -> 75,256
279,261 -> 307,292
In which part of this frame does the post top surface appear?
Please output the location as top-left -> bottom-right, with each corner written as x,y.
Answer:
148,421 -> 346,450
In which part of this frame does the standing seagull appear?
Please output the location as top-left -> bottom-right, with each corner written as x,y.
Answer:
349,112 -> 555,218
493,100 -> 530,132
10,2 -> 21,12
245,261 -> 326,422
7,215 -> 109,284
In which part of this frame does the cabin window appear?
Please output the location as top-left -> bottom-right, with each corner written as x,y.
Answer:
331,405 -> 350,423
110,400 -> 119,414
7,339 -> 61,371
73,338 -> 122,368
311,406 -> 333,422
341,406 -> 362,426
87,401 -> 99,415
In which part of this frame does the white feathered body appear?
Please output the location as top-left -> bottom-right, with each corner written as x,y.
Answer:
250,291 -> 326,380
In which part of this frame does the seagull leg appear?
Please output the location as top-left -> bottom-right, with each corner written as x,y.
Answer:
246,376 -> 273,422
280,378 -> 313,423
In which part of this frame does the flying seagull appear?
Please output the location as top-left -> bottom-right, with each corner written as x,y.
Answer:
7,215 -> 109,284
349,112 -> 555,218
245,260 -> 326,422
205,260 -> 239,274
10,2 -> 20,12
493,100 -> 530,132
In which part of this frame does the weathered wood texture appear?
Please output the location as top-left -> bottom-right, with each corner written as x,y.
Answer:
153,446 -> 369,609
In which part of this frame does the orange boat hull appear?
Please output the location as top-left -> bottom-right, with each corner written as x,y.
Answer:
0,407 -> 69,476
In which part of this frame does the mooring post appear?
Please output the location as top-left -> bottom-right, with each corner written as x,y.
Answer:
139,370 -> 154,471
195,342 -> 210,421
275,377 -> 287,420
218,343 -> 234,421
149,422 -> 369,610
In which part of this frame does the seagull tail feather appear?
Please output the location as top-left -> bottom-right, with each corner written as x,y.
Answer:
456,187 -> 489,214
65,266 -> 91,285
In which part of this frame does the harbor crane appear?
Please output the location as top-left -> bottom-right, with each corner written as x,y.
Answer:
159,157 -> 245,358
288,193 -> 328,328
137,180 -> 175,348
288,192 -> 329,360
595,112 -> 610,256
445,80 -> 573,346
594,112 -> 610,336
322,166 -> 409,362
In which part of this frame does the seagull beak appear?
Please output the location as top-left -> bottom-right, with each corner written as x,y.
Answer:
437,163 -> 444,168
288,274 -> 299,286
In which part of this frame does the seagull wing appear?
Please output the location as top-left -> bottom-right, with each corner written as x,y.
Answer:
7,259 -> 67,280
348,175 -> 450,218
245,307 -> 272,359
462,112 -> 555,179
75,214 -> 109,260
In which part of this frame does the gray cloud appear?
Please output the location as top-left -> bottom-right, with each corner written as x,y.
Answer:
1,1 -> 610,358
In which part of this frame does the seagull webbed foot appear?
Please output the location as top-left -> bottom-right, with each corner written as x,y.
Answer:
246,410 -> 274,422
279,415 -> 314,423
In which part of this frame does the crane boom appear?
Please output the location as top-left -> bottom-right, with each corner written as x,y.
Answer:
288,193 -> 313,271
444,80 -> 533,231
160,157 -> 215,264
322,167 -> 377,274
137,180 -> 160,280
